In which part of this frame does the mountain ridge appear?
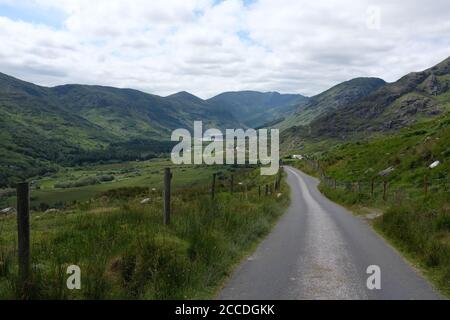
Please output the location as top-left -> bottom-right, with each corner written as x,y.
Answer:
0,72 -> 243,185
281,56 -> 450,152
311,56 -> 450,137
3,56 -> 450,185
0,72 -> 308,185
278,77 -> 386,130
208,90 -> 308,127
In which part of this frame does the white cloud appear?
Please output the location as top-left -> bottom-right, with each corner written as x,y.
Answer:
0,0 -> 449,98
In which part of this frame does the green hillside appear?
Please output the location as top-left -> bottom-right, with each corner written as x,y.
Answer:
319,113 -> 450,185
0,73 -> 240,186
208,91 -> 308,128
279,77 -> 386,130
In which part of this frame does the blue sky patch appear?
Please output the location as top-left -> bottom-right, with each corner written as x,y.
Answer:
0,2 -> 66,29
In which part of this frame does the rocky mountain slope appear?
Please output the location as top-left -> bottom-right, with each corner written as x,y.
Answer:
278,77 -> 386,130
310,57 -> 450,138
281,56 -> 450,151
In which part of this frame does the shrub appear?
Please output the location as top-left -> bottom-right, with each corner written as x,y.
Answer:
99,187 -> 149,200
54,177 -> 101,189
97,175 -> 115,182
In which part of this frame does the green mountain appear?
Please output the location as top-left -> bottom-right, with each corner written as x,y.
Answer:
51,86 -> 241,138
208,91 -> 308,128
0,73 -> 240,186
309,57 -> 450,138
279,77 -> 386,130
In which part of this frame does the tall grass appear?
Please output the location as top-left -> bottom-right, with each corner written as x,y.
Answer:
0,169 -> 288,299
375,194 -> 450,295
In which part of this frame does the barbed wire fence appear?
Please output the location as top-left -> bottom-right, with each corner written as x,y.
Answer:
8,165 -> 285,285
303,159 -> 450,206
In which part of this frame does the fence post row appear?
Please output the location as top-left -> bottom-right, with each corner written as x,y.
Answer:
16,182 -> 30,284
164,168 -> 171,225
230,174 -> 234,194
307,159 -> 435,199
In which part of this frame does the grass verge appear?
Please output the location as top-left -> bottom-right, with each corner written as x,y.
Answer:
0,168 -> 289,299
318,183 -> 450,298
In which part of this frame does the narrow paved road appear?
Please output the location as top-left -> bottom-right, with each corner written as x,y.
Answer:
218,166 -> 443,300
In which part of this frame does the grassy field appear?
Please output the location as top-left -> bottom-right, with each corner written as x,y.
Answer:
0,159 -> 225,209
0,161 -> 288,299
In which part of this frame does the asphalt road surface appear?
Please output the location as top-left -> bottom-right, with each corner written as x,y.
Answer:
218,166 -> 443,300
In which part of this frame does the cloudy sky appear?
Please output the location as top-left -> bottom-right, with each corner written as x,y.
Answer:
0,0 -> 449,98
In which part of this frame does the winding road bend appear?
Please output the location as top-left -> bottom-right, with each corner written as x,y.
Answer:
218,166 -> 443,300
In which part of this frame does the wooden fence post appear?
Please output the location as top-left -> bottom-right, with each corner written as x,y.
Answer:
244,184 -> 248,200
383,181 -> 387,201
265,184 -> 269,196
230,174 -> 234,194
277,170 -> 282,190
371,178 -> 375,197
163,168 -> 171,225
211,173 -> 216,200
16,182 -> 30,284
258,185 -> 261,198
424,175 -> 429,196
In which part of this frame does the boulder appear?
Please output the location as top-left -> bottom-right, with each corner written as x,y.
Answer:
378,167 -> 395,177
0,207 -> 16,215
429,161 -> 440,169
45,208 -> 59,214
